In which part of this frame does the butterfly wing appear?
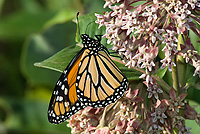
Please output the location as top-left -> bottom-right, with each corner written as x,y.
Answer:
48,48 -> 86,124
76,49 -> 128,108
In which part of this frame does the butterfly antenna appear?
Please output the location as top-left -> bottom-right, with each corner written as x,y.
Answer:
85,20 -> 95,34
76,12 -> 81,37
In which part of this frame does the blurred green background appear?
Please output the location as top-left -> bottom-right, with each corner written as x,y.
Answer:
0,0 -> 200,134
0,0 -> 107,134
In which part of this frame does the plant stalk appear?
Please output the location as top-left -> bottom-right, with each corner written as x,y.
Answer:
172,55 -> 179,92
177,34 -> 187,94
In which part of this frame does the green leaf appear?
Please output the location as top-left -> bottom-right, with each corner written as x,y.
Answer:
34,46 -> 81,72
0,0 -> 4,15
114,63 -> 142,80
189,27 -> 200,55
83,0 -> 107,13
154,66 -> 168,78
186,65 -> 200,104
20,21 -> 77,86
187,85 -> 200,104
44,9 -> 78,28
2,97 -> 69,133
76,13 -> 107,45
185,100 -> 200,133
0,10 -> 56,42
186,64 -> 200,88
123,69 -> 142,80
158,43 -> 165,60
45,0 -> 82,12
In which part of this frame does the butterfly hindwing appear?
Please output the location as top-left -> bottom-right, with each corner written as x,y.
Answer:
48,48 -> 86,124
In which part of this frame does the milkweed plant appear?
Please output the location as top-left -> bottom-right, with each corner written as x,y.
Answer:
67,0 -> 200,133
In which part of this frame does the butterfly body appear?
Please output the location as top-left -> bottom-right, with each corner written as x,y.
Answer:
48,34 -> 128,124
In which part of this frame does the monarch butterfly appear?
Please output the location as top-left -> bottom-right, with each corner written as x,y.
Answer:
48,14 -> 128,124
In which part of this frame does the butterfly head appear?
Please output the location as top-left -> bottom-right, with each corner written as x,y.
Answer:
80,34 -> 89,42
81,34 -> 102,48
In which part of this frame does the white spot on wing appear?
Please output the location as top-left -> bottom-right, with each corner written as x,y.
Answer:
65,88 -> 68,95
63,70 -> 67,74
61,85 -> 65,90
65,102 -> 69,107
59,96 -> 63,101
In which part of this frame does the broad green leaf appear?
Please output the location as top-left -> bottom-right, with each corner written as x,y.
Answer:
122,68 -> 142,80
114,63 -> 142,80
186,64 -> 200,89
158,43 -> 165,60
0,0 -> 4,15
187,66 -> 200,104
189,29 -> 200,55
0,10 -> 56,42
76,13 -> 107,45
44,9 -> 78,28
34,46 -> 81,72
45,0 -> 82,12
19,0 -> 44,13
21,21 -> 77,86
0,0 -> 80,42
83,0 -> 107,13
185,100 -> 200,133
2,97 -> 69,133
154,66 -> 168,78
187,86 -> 200,104
163,69 -> 173,87
186,64 -> 200,104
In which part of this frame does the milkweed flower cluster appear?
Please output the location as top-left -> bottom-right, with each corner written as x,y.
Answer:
67,0 -> 200,133
95,0 -> 200,78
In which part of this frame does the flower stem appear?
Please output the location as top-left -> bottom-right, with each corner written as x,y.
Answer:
172,55 -> 179,92
177,34 -> 187,94
96,107 -> 107,129
153,75 -> 171,92
172,34 -> 186,93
